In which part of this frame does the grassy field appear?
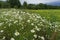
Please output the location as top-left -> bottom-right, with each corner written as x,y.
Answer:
24,10 -> 60,22
0,9 -> 60,40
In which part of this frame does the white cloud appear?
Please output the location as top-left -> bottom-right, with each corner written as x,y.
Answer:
1,0 -> 60,4
20,0 -> 60,4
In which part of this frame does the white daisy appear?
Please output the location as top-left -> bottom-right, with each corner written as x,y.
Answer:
31,23 -> 34,26
30,29 -> 35,33
0,30 -> 4,33
14,31 -> 20,36
33,34 -> 37,38
2,36 -> 5,39
10,38 -> 15,40
27,20 -> 30,23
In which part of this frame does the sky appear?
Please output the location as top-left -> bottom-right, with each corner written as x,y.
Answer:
1,0 -> 60,4
20,0 -> 60,4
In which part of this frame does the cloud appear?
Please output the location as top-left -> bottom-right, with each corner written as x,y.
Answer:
20,0 -> 60,4
2,0 -> 60,4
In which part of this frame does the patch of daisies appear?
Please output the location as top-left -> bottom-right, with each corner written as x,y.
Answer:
0,9 -> 60,40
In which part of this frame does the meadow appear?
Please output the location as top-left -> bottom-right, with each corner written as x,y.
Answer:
24,10 -> 60,22
0,9 -> 60,40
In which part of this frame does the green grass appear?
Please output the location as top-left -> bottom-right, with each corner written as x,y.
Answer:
24,10 -> 60,22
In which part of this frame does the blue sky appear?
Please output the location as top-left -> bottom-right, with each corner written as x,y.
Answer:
1,0 -> 60,4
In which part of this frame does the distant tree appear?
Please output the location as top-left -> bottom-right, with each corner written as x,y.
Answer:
0,1 -> 2,8
0,0 -> 60,9
7,0 -> 21,8
23,1 -> 27,9
27,4 -> 36,9
0,1 -> 9,8
37,3 -> 45,9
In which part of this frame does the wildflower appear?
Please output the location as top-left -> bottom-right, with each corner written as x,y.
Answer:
33,34 -> 37,38
9,23 -> 11,27
34,19 -> 37,21
4,13 -> 9,16
49,23 -> 52,26
26,13 -> 30,15
10,38 -> 15,40
36,16 -> 41,18
2,36 -> 5,39
40,36 -> 45,40
35,26 -> 40,31
17,11 -> 19,13
32,38 -> 34,40
0,30 -> 4,33
21,27 -> 24,29
33,16 -> 35,18
14,20 -> 18,24
4,27 -> 6,28
36,28 -> 40,31
30,29 -> 35,33
21,11 -> 23,13
38,36 -> 41,38
23,12 -> 25,14
31,23 -> 34,26
14,30 -> 20,36
37,24 -> 40,25
13,12 -> 16,14
27,20 -> 30,23
40,22 -> 42,24
55,25 -> 58,28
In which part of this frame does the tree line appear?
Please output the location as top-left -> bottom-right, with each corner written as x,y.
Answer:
0,0 -> 60,9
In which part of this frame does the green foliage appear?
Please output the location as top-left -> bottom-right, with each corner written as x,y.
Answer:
0,1 -> 10,8
27,4 -> 36,9
7,0 -> 21,8
23,1 -> 27,9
